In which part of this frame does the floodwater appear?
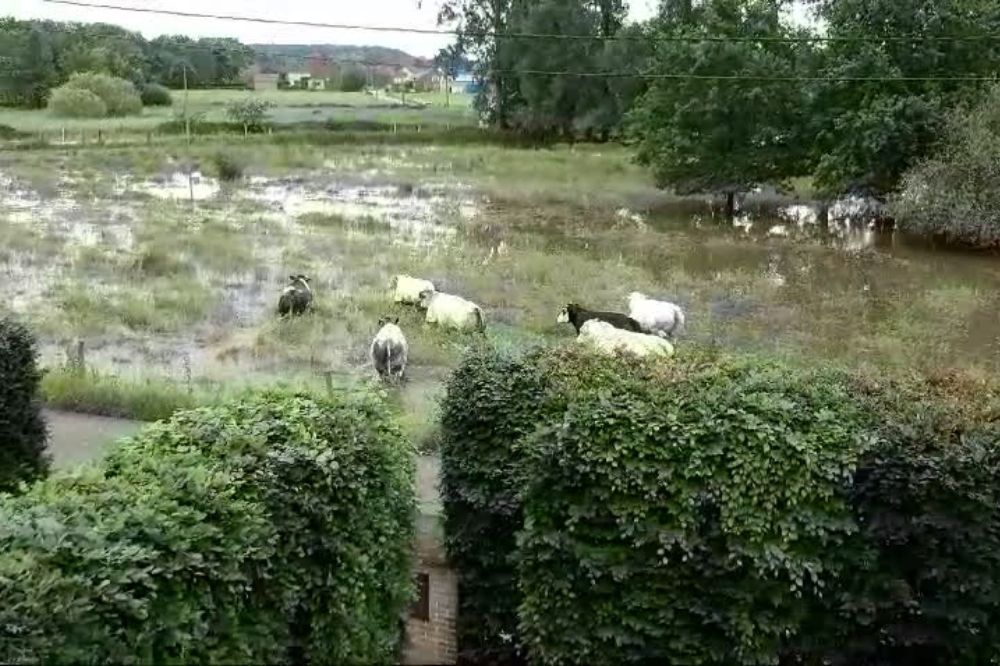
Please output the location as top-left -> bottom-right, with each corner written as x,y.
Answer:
1,162 -> 999,390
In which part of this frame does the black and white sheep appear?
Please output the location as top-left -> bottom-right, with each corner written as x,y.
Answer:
277,274 -> 313,317
557,302 -> 642,334
370,317 -> 408,382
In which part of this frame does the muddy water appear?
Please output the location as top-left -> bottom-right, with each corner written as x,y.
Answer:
2,165 -> 999,389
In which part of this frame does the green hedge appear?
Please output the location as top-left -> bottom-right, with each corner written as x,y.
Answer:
0,317 -> 49,493
440,346 -> 1000,665
0,390 -> 415,664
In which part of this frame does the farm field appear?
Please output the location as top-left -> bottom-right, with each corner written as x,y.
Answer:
2,136 -> 999,438
0,88 -> 477,137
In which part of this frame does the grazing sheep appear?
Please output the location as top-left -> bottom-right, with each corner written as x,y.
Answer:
627,292 -> 685,338
420,289 -> 485,332
391,274 -> 436,305
277,274 -> 313,317
370,317 -> 408,382
557,303 -> 642,334
577,319 -> 675,358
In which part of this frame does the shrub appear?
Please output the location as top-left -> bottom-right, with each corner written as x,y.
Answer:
892,84 -> 1000,248
226,97 -> 274,133
140,82 -> 173,107
47,86 -> 107,118
210,149 -> 246,182
0,317 -> 49,492
516,355 -> 870,665
442,345 -> 1000,665
64,72 -> 143,117
0,390 -> 415,663
791,371 -> 1000,665
341,67 -> 367,92
439,345 -> 674,663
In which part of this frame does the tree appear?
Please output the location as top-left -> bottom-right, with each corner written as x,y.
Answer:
630,0 -> 810,216
438,0 -> 522,128
891,84 -> 1000,248
808,0 -> 1000,195
226,97 -> 274,133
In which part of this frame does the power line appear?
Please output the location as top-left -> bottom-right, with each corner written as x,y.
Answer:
40,0 -> 1000,45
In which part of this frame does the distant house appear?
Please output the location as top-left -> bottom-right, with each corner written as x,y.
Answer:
414,68 -> 445,92
287,72 -> 311,88
392,67 -> 416,86
453,70 -> 480,94
308,78 -> 326,91
252,72 -> 280,91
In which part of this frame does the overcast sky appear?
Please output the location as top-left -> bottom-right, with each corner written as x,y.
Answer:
8,0 -> 660,57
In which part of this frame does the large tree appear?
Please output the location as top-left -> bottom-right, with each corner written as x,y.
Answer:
808,0 -> 1000,194
629,0 -> 811,215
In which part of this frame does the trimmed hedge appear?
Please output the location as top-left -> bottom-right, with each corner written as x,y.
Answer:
440,345 -> 1000,665
0,317 -> 49,493
0,390 -> 415,664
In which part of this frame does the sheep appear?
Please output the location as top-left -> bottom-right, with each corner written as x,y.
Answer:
627,292 -> 685,339
391,274 -> 435,305
277,274 -> 313,317
577,319 -> 675,358
420,289 -> 485,332
557,303 -> 642,335
370,317 -> 408,382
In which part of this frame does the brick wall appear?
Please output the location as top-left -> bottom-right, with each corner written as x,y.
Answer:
402,530 -> 458,665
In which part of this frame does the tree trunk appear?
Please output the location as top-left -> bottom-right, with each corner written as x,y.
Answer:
725,192 -> 736,221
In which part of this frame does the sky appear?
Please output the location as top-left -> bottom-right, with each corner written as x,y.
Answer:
8,0 -> 661,57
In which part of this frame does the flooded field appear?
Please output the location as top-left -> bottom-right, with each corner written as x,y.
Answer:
2,142 -> 998,413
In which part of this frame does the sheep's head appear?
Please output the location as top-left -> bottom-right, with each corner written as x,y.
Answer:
628,291 -> 645,305
378,316 -> 400,327
418,288 -> 434,309
556,306 -> 570,324
389,275 -> 399,289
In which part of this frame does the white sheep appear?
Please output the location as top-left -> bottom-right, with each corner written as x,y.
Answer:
420,289 -> 485,332
577,319 -> 674,358
627,292 -> 686,339
391,274 -> 435,305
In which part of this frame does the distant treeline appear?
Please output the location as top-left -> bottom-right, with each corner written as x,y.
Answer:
0,17 -> 253,108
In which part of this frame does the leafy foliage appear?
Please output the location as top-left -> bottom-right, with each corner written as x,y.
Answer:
629,0 -> 810,206
890,84 -> 1000,248
139,82 -> 173,106
211,149 -> 246,182
0,317 -> 49,493
0,390 -> 415,664
441,345 -> 1000,664
46,86 -> 108,118
340,66 -> 368,92
518,355 -> 869,665
809,0 -> 1000,194
63,71 -> 142,117
226,97 -> 274,132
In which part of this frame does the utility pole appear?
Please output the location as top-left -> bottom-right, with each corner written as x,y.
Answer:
182,65 -> 191,146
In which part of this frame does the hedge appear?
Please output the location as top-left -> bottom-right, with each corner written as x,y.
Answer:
0,317 -> 49,493
47,86 -> 108,118
439,345 -> 689,663
140,82 -> 173,107
0,390 -> 415,664
440,345 -> 1000,665
64,72 -> 143,117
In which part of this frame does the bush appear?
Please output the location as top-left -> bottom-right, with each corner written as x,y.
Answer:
0,318 -> 49,493
439,345 -> 672,663
64,72 -> 143,117
517,356 -> 870,665
211,149 -> 246,182
140,82 -> 173,107
226,97 -> 274,132
0,390 -> 415,663
47,86 -> 107,118
441,346 -> 1000,665
341,67 -> 367,92
892,84 -> 1000,248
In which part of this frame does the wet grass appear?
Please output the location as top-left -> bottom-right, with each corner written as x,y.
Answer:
3,137 -> 1000,432
41,367 -> 204,421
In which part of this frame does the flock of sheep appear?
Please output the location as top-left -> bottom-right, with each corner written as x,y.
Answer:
276,273 -> 686,383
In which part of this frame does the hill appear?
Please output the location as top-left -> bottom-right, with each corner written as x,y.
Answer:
252,44 -> 429,73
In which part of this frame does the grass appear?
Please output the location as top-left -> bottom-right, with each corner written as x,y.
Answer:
41,367 -> 204,421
